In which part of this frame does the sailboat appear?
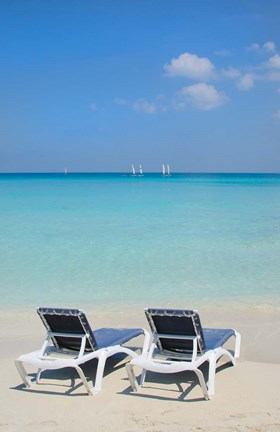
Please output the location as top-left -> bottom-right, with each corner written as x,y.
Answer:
64,166 -> 68,176
167,164 -> 171,176
131,164 -> 136,176
162,164 -> 166,176
139,164 -> 143,176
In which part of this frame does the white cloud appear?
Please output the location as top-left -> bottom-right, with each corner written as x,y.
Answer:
247,41 -> 276,53
132,98 -> 157,114
164,52 -> 215,80
114,97 -> 128,105
273,110 -> 280,120
266,54 -> 280,69
236,73 -> 255,91
263,41 -> 276,52
223,67 -> 256,91
177,83 -> 228,110
114,95 -> 167,114
223,67 -> 241,79
247,43 -> 260,51
263,71 -> 280,81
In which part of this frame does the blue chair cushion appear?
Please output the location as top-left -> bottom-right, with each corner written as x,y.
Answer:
93,328 -> 144,349
203,328 -> 235,350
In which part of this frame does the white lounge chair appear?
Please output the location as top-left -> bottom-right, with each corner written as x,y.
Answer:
126,308 -> 241,400
15,307 -> 150,395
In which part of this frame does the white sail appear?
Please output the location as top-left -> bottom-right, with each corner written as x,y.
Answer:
162,164 -> 166,176
167,164 -> 170,176
64,166 -> 67,175
131,164 -> 136,176
139,164 -> 143,176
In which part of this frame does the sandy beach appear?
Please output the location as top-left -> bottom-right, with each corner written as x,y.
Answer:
1,0 -> 280,429
0,304 -> 279,432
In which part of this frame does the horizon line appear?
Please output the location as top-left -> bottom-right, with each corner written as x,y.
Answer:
1,171 -> 280,175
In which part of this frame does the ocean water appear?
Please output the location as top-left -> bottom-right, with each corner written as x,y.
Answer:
0,173 -> 280,310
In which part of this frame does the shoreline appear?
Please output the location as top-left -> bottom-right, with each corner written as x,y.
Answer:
1,292 -> 280,312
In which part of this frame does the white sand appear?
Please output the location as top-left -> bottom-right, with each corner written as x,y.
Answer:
0,304 -> 280,431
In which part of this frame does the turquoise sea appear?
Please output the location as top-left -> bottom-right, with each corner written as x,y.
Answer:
0,173 -> 280,310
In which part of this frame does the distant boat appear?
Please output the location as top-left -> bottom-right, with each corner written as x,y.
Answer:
167,164 -> 171,176
162,164 -> 166,176
131,164 -> 136,176
139,164 -> 143,176
64,166 -> 67,175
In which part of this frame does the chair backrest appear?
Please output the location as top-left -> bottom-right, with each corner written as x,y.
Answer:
145,308 -> 206,355
37,307 -> 97,352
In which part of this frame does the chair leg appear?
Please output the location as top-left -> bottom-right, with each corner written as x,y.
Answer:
216,347 -> 236,366
75,366 -> 95,395
140,369 -> 147,387
15,360 -> 32,388
126,363 -> 139,391
234,331 -> 241,358
36,368 -> 42,383
207,353 -> 216,395
193,369 -> 210,400
93,351 -> 107,393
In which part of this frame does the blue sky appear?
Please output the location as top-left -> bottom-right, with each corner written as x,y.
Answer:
1,0 -> 280,173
